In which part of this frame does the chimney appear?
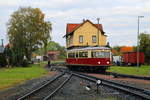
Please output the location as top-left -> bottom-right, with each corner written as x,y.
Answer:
83,19 -> 86,22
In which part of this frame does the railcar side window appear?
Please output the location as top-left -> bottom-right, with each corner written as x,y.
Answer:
92,52 -> 99,58
68,53 -> 75,58
92,52 -> 96,57
79,52 -> 88,58
91,51 -> 110,58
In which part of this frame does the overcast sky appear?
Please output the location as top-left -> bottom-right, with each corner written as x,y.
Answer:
0,0 -> 149,47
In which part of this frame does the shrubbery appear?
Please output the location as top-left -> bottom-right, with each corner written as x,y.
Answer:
0,54 -> 7,67
1,46 -> 30,67
21,59 -> 29,67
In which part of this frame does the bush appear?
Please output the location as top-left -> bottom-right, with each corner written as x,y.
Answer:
0,54 -> 7,67
21,59 -> 29,67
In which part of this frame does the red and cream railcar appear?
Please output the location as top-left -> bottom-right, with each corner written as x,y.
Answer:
66,47 -> 111,72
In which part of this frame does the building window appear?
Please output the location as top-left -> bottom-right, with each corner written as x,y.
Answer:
67,36 -> 70,45
70,37 -> 73,44
79,35 -> 83,43
92,35 -> 96,43
68,38 -> 70,45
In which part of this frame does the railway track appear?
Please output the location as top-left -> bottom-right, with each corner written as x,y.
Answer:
52,63 -> 150,80
105,72 -> 150,80
17,72 -> 72,100
17,66 -> 150,100
74,72 -> 150,100
56,68 -> 150,100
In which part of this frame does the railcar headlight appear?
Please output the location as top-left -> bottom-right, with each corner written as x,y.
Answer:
106,61 -> 109,64
98,61 -> 101,64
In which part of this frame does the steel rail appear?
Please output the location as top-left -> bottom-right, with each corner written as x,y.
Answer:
17,73 -> 65,100
86,72 -> 150,95
52,62 -> 150,80
43,74 -> 73,100
106,72 -> 150,80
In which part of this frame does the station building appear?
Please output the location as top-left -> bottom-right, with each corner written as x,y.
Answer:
64,19 -> 107,50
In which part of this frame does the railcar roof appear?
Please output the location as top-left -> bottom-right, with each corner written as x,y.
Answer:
67,46 -> 110,52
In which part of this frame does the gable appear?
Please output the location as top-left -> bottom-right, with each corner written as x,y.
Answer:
75,21 -> 101,33
65,20 -> 104,37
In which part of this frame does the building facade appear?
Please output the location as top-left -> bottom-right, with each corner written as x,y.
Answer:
64,20 -> 107,49
47,51 -> 60,60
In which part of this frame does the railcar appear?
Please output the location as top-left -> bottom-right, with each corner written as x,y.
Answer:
122,52 -> 145,66
66,47 -> 112,72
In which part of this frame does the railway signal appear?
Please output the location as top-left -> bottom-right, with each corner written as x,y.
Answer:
96,80 -> 102,93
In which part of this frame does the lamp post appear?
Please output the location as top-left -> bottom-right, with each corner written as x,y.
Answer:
137,16 -> 144,67
97,18 -> 100,46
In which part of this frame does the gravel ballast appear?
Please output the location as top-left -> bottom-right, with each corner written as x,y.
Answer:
51,75 -> 124,100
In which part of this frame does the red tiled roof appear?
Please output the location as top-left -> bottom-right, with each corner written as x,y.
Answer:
95,24 -> 103,31
5,43 -> 13,48
120,46 -> 134,53
66,20 -> 104,34
66,24 -> 81,33
47,51 -> 60,54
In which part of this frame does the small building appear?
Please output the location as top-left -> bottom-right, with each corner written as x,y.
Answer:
31,52 -> 44,63
63,19 -> 107,49
47,51 -> 60,60
113,56 -> 122,65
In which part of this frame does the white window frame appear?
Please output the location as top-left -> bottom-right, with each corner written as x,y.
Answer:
92,35 -> 96,43
79,35 -> 83,43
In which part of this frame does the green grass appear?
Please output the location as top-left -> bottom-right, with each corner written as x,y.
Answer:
108,65 -> 150,76
0,64 -> 47,90
51,59 -> 65,63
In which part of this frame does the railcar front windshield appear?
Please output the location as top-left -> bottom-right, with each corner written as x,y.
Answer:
68,52 -> 75,58
92,51 -> 110,58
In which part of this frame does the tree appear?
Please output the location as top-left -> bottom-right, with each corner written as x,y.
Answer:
0,54 -> 7,67
46,41 -> 66,59
7,7 -> 52,66
139,33 -> 150,64
112,46 -> 122,56
36,41 -> 66,59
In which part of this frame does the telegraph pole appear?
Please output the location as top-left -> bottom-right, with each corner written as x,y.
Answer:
1,39 -> 4,47
137,16 -> 144,67
97,18 -> 100,46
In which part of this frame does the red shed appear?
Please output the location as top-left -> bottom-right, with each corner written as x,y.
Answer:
47,51 -> 60,60
122,52 -> 145,66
